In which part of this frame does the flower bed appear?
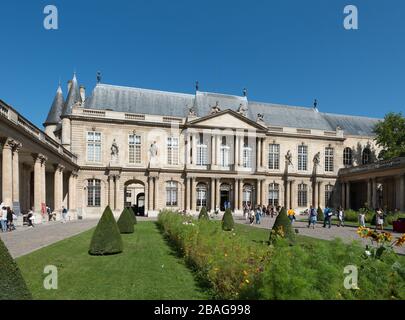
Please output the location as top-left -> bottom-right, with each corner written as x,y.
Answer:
158,211 -> 405,300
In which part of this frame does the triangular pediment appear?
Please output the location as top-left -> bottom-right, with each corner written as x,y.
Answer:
187,109 -> 267,131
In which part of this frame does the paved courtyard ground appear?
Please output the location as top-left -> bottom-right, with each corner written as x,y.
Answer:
235,216 -> 405,255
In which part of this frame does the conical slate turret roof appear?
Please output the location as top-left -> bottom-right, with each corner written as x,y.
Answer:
62,73 -> 82,116
44,84 -> 64,125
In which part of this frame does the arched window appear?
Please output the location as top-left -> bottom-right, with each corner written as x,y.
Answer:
220,136 -> 230,167
298,183 -> 308,207
268,183 -> 279,206
166,181 -> 178,206
362,148 -> 371,165
325,147 -> 334,172
343,147 -> 353,166
87,179 -> 101,207
196,183 -> 207,208
325,184 -> 334,207
242,184 -> 253,207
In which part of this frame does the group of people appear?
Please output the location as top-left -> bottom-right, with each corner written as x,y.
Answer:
0,202 -> 17,232
244,203 -> 281,225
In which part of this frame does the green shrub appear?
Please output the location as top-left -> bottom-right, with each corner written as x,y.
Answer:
269,208 -> 295,243
198,207 -> 209,220
89,206 -> 123,255
317,207 -> 324,221
0,238 -> 32,300
222,208 -> 234,231
344,209 -> 358,222
128,207 -> 138,225
117,208 -> 135,234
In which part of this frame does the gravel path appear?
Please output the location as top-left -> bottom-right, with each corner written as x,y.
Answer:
235,216 -> 405,255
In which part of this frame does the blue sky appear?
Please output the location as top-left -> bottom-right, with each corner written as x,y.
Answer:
0,0 -> 404,128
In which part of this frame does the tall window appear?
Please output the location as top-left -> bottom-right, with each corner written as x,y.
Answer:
129,134 -> 142,164
362,148 -> 371,165
243,185 -> 253,207
325,184 -> 333,207
298,183 -> 308,207
298,145 -> 308,171
197,133 -> 208,166
87,132 -> 101,162
166,181 -> 178,206
196,183 -> 207,208
87,179 -> 101,207
167,136 -> 179,165
220,136 -> 230,167
268,183 -> 279,206
268,144 -> 280,170
343,147 -> 353,166
325,147 -> 334,172
242,137 -> 252,168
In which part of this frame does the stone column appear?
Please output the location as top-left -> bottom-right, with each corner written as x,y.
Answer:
210,178 -> 215,212
185,177 -> 191,211
108,175 -> 114,208
257,138 -> 261,169
12,142 -> 22,203
1,139 -> 13,206
211,135 -> 215,166
399,175 -> 405,212
148,176 -> 153,212
345,182 -> 351,209
114,175 -> 120,210
367,179 -> 372,208
238,136 -> 243,167
234,134 -> 239,167
216,178 -> 221,210
68,172 -> 76,211
145,177 -> 149,215
153,176 -> 159,211
290,180 -> 296,209
318,181 -> 324,208
191,177 -> 197,212
186,133 -> 191,165
41,156 -> 47,207
192,133 -> 197,165
284,180 -> 289,209
234,179 -> 239,211
261,179 -> 266,206
216,134 -> 221,166
239,179 -> 243,210
341,182 -> 346,209
256,180 -> 261,205
371,178 -> 377,209
313,181 -> 318,208
261,138 -> 265,168
53,164 -> 64,213
32,154 -> 43,213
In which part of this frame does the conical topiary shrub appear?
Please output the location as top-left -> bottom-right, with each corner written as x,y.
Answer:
129,207 -> 138,225
222,208 -> 234,231
317,207 -> 324,222
89,206 -> 123,255
198,207 -> 209,220
269,207 -> 295,243
117,208 -> 135,234
0,238 -> 32,300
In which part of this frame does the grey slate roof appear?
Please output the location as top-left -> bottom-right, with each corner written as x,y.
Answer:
62,74 -> 82,116
44,85 -> 64,125
80,83 -> 380,136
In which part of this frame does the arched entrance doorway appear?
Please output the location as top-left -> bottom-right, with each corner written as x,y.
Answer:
124,180 -> 145,216
220,183 -> 231,211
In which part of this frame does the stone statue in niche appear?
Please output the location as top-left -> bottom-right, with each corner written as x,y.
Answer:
285,150 -> 293,166
111,139 -> 119,163
149,141 -> 159,167
313,152 -> 321,166
257,113 -> 265,123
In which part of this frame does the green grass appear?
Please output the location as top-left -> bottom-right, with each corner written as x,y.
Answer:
17,222 -> 210,300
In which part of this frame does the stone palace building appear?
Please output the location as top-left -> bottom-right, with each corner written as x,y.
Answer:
1,73 -> 404,219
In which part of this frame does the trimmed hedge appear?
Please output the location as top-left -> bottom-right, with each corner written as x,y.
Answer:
89,206 -> 123,255
0,238 -> 32,300
317,207 -> 324,221
128,207 -> 138,225
222,208 -> 234,231
117,208 -> 135,234
198,207 -> 209,220
269,207 -> 295,243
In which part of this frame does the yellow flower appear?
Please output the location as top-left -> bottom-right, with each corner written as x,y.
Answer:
243,270 -> 248,276
245,279 -> 250,284
394,234 -> 405,247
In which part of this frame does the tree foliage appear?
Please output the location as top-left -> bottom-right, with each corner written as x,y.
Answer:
198,207 -> 209,220
222,208 -> 234,231
374,112 -> 405,160
117,208 -> 135,234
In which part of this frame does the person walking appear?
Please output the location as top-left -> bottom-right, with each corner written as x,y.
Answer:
27,208 -> 35,227
6,207 -> 14,232
287,208 -> 296,224
61,206 -> 68,223
337,206 -> 345,227
323,206 -> 332,228
255,206 -> 262,224
375,208 -> 384,231
307,205 -> 317,229
249,208 -> 255,225
0,205 -> 7,232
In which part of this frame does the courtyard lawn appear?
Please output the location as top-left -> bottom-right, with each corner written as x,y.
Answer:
16,221 -> 210,300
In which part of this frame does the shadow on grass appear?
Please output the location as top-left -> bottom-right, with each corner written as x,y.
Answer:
153,222 -> 214,299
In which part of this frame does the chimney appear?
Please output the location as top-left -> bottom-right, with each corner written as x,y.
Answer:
80,85 -> 86,102
67,80 -> 72,92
